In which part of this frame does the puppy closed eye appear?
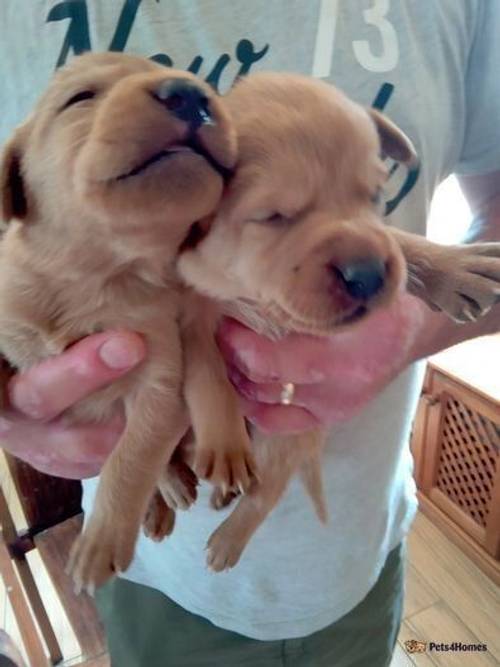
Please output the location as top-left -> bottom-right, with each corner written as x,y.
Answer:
59,90 -> 96,112
247,210 -> 290,225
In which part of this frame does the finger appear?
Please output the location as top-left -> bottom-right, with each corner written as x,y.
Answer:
0,411 -> 124,479
227,364 -> 310,406
9,331 -> 146,421
228,364 -> 381,424
241,399 -> 320,435
218,299 -> 423,386
217,318 -> 329,384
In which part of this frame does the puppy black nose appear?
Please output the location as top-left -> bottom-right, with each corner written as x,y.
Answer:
333,258 -> 386,300
153,79 -> 213,129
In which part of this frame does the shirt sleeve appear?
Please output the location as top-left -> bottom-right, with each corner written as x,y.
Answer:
455,1 -> 500,176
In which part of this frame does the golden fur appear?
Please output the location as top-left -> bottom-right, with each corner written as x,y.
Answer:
0,52 -> 252,590
2,57 -> 500,583
176,72 -> 500,571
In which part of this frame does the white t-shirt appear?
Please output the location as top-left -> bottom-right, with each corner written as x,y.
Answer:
2,0 -> 499,641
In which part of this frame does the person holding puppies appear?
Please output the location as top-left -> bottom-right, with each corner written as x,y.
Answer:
1,2 -> 500,666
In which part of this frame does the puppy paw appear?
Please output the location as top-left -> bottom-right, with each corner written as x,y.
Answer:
413,243 -> 500,323
193,439 -> 257,494
210,486 -> 240,510
143,491 -> 176,541
157,462 -> 198,510
67,516 -> 136,594
206,524 -> 245,572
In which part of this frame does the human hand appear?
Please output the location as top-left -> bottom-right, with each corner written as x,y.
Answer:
217,293 -> 427,434
0,332 -> 146,479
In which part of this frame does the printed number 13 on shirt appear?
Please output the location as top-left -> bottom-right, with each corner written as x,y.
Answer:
313,0 -> 400,77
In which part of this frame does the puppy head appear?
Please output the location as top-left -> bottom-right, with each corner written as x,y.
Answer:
179,73 -> 414,334
0,52 -> 237,258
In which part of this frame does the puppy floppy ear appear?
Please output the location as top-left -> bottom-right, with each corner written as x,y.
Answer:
368,108 -> 419,168
0,134 -> 29,223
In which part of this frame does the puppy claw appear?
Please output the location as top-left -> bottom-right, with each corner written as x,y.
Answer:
193,441 -> 257,494
157,473 -> 197,512
421,244 -> 500,322
462,306 -> 478,322
192,449 -> 213,481
210,486 -> 239,510
68,517 -> 136,593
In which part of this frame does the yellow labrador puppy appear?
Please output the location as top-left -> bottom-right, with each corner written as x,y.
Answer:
177,72 -> 500,571
0,52 -> 254,592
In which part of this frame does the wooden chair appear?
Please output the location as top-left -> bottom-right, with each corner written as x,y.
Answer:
0,453 -> 108,665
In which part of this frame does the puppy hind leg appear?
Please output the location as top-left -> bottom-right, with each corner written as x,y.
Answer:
206,475 -> 291,572
206,436 -> 303,572
299,456 -> 328,524
143,489 -> 176,542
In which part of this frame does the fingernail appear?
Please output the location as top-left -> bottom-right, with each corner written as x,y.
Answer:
99,336 -> 144,370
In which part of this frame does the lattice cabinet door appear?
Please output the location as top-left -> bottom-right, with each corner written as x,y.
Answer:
412,364 -> 500,583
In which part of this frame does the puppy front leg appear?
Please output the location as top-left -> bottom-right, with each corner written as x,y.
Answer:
69,355 -> 187,593
390,228 -> 500,322
182,294 -> 256,492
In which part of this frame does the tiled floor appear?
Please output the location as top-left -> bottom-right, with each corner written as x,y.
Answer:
1,449 -> 499,666
390,513 -> 499,667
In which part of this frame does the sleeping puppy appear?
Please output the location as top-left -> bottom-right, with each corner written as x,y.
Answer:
0,51 -> 253,591
177,72 -> 500,571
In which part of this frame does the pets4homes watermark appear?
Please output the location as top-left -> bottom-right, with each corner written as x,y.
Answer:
405,639 -> 488,655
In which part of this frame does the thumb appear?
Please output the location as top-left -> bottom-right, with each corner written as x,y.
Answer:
9,331 -> 146,421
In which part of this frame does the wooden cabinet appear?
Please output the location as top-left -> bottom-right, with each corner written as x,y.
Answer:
412,335 -> 500,585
